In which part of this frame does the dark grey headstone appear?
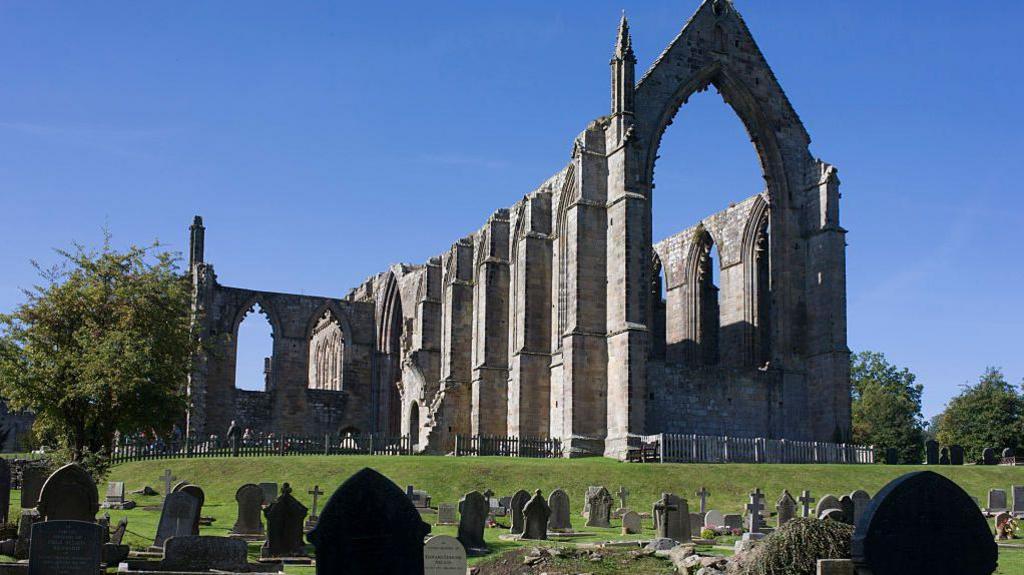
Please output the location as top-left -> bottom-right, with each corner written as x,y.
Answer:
816,494 -> 841,519
173,483 -> 205,535
949,445 -> 964,465
437,503 -> 457,525
776,490 -> 797,526
0,459 -> 9,524
259,482 -> 278,504
521,490 -> 550,541
28,520 -> 103,575
1003,447 -> 1015,459
110,517 -> 128,546
14,509 -> 40,560
36,463 -> 98,522
939,446 -> 950,465
982,448 -> 997,465
852,471 -> 997,575
988,489 -> 1008,512
653,492 -> 688,541
154,491 -> 200,547
1013,485 -> 1024,515
585,486 -> 613,528
924,440 -> 939,465
308,467 -> 431,573
261,483 -> 307,558
161,535 -> 248,572
850,490 -> 871,526
457,491 -> 488,554
839,495 -> 855,525
105,481 -> 125,504
509,489 -> 530,535
547,488 -> 571,531
232,484 -> 265,535
20,465 -> 47,509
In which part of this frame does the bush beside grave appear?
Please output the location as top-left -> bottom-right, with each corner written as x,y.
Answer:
736,518 -> 852,575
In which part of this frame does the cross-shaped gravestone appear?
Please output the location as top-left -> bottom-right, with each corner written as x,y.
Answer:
696,486 -> 710,514
617,486 -> 629,509
159,469 -> 176,503
799,490 -> 815,518
309,485 -> 324,518
746,489 -> 765,534
653,493 -> 679,540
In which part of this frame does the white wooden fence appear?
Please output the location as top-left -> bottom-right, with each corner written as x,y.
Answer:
634,433 -> 874,464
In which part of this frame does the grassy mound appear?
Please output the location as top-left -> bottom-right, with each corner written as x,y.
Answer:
739,518 -> 853,575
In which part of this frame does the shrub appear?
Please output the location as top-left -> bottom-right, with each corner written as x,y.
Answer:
739,518 -> 853,575
700,528 -> 717,540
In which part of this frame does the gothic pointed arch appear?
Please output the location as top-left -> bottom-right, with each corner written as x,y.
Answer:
742,193 -> 771,367
307,303 -> 349,391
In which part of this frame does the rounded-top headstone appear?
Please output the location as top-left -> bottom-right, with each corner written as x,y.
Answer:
1003,447 -> 1015,458
36,463 -> 98,522
423,535 -> 467,575
852,471 -> 997,575
703,509 -> 724,529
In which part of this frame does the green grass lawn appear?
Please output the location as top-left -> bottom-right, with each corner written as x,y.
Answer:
3,455 -> 1021,573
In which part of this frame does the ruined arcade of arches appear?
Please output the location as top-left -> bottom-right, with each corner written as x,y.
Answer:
186,0 -> 851,459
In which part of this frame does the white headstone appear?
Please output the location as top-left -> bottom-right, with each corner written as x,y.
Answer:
423,535 -> 467,575
703,509 -> 724,529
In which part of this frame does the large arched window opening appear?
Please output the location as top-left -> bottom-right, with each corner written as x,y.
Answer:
235,302 -> 274,392
377,276 -> 405,437
695,233 -> 721,366
308,309 -> 345,391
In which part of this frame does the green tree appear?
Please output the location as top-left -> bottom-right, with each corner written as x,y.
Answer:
935,367 -> 1024,461
0,235 -> 193,473
850,351 -> 925,464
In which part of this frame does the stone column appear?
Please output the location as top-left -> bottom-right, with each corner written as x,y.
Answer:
434,238 -> 475,448
471,211 -> 511,437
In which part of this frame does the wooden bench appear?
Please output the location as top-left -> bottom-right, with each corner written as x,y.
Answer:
627,442 -> 660,463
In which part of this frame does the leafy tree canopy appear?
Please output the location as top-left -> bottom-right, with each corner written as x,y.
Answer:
935,367 -> 1024,461
0,234 -> 193,473
850,351 -> 925,464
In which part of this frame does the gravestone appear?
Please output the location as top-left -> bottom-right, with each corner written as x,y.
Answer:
13,509 -> 40,560
585,486 -> 613,528
852,471 -> 997,575
308,468 -> 431,573
0,458 -> 9,524
850,490 -> 871,525
406,485 -> 431,509
36,463 -> 99,522
703,509 -> 724,529
776,490 -> 797,526
695,486 -> 710,514
547,488 -> 571,531
745,489 -> 766,536
457,491 -> 488,555
158,469 -> 176,503
153,491 -> 200,548
1013,485 -> 1024,516
1004,447 -> 1016,459
617,485 -> 629,510
20,464 -> 47,509
949,445 -> 964,465
816,494 -> 842,520
982,448 -> 998,466
689,512 -> 702,535
653,492 -> 689,542
799,490 -> 816,518
509,489 -> 530,535
423,535 -> 467,575
259,482 -> 278,505
231,483 -> 266,535
924,440 -> 939,465
988,489 -> 1008,512
437,503 -> 457,525
884,447 -> 898,465
839,495 -> 855,525
521,490 -> 550,540
939,446 -> 950,465
582,485 -> 602,518
161,535 -> 249,572
261,483 -> 308,558
28,520 -> 103,575
820,508 -> 845,522
723,514 -> 742,531
110,517 -> 128,546
306,484 -> 324,530
104,481 -> 126,508
172,483 -> 205,535
621,510 -> 642,535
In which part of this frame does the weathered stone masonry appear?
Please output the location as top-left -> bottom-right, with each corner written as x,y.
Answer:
185,0 -> 851,459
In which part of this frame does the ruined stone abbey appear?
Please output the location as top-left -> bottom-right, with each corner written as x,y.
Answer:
186,0 -> 851,459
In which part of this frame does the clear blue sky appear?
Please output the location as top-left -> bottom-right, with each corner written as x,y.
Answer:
2,1 -> 1021,417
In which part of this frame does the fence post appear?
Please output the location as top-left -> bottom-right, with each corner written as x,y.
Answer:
659,433 -> 665,463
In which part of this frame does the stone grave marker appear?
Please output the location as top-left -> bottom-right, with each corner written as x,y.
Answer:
852,470 -> 997,575
105,481 -> 125,506
982,448 -> 998,465
423,535 -> 467,575
28,520 -> 103,575
703,509 -> 724,529
988,489 -> 1008,512
261,483 -> 308,558
306,484 -> 324,530
850,490 -> 871,525
0,458 -> 9,524
820,508 -> 845,522
924,439 -> 939,465
582,485 -> 601,518
799,490 -> 815,518
36,463 -> 98,522
621,510 -> 642,535
949,445 -> 964,465
308,467 -> 431,573
745,489 -> 766,537
158,469 -> 176,503
816,494 -> 841,520
689,512 -> 702,535
1003,447 -> 1016,459
172,483 -> 205,535
653,492 -> 689,542
884,447 -> 898,465
259,482 -> 278,504
617,485 -> 629,509
406,485 -> 431,509
695,486 -> 710,514
153,491 -> 200,548
161,535 -> 249,572
839,495 -> 855,525
547,488 -> 571,531
110,517 -> 128,546
1013,485 -> 1024,516
13,509 -> 40,559
776,490 -> 797,526
20,464 -> 47,509
231,483 -> 265,535
437,503 -> 457,525
939,446 -> 950,465
457,491 -> 488,555
521,490 -> 550,540
585,486 -> 613,528
509,489 -> 530,535
723,514 -> 742,531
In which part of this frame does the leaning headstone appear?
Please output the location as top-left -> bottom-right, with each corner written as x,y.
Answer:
161,535 -> 249,572
110,517 -> 128,546
261,483 -> 308,558
308,468 -> 431,573
703,509 -> 724,529
28,520 -> 103,575
776,490 -> 797,526
423,535 -> 467,575
153,491 -> 200,548
231,483 -> 265,535
259,482 -> 278,505
521,490 -> 550,540
653,492 -> 689,542
1012,485 -> 1024,516
509,489 -> 530,535
585,486 -> 613,528
852,471 -> 997,575
949,445 -> 964,465
457,491 -> 488,555
173,483 -> 205,535
547,488 -> 571,531
982,448 -> 998,466
437,503 -> 457,525
621,510 -> 642,535
850,490 -> 871,525
36,463 -> 99,522
988,489 -> 1008,512
924,440 -> 939,465
816,494 -> 842,520
0,459 -> 9,524
20,464 -> 47,509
